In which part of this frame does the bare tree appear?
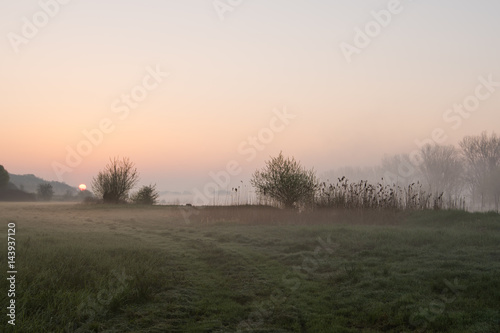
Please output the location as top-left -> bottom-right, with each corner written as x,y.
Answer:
459,131 -> 500,210
251,152 -> 318,209
417,144 -> 464,197
380,153 -> 422,187
91,157 -> 139,203
487,166 -> 500,211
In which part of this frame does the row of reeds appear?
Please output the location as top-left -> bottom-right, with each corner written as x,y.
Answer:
192,178 -> 467,211
315,177 -> 467,211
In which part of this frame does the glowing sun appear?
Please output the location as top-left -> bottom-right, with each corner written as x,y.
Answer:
79,184 -> 87,191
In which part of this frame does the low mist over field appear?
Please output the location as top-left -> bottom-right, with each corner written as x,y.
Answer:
1,0 -> 500,332
1,203 -> 499,332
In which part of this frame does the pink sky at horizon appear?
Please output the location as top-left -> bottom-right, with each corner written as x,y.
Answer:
1,0 -> 499,193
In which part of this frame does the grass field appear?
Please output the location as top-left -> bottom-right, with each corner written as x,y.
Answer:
1,203 -> 499,332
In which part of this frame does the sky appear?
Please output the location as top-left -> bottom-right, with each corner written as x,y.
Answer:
1,0 -> 499,198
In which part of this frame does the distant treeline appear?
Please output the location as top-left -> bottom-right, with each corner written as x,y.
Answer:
323,131 -> 500,212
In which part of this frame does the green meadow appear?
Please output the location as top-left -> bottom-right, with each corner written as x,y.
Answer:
1,203 -> 499,332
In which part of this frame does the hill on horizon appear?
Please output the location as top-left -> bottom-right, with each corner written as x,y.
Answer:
8,173 -> 78,195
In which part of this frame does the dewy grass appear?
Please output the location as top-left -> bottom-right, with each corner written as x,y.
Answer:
0,203 -> 498,332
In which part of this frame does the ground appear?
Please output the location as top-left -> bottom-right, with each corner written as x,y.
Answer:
0,202 -> 499,332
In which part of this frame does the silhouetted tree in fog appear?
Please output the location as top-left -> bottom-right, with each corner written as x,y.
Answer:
37,183 -> 54,201
251,152 -> 318,209
91,157 -> 139,203
487,165 -> 500,211
460,131 -> 500,210
380,153 -> 421,186
417,144 -> 464,196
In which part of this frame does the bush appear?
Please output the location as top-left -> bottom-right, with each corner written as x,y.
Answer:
251,152 -> 318,209
131,184 -> 160,205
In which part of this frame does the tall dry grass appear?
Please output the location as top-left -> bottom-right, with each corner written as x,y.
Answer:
315,177 -> 467,211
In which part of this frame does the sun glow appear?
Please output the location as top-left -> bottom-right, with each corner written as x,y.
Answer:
79,184 -> 87,191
